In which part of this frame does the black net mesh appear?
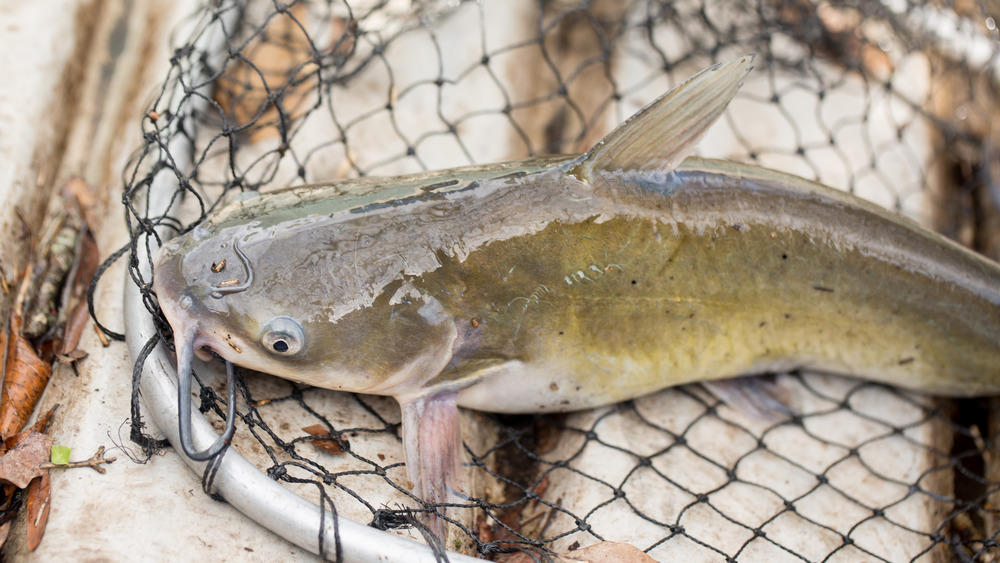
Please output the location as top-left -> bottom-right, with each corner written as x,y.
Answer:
104,0 -> 1000,560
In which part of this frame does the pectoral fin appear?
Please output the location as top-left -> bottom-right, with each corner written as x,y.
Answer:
398,390 -> 463,538
573,54 -> 755,180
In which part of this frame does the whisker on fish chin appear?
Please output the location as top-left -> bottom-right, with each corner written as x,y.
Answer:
175,323 -> 238,461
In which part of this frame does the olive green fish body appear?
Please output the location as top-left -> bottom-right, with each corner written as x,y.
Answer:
443,161 -> 1000,413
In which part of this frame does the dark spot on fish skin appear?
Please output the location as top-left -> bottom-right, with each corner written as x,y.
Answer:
813,286 -> 834,293
731,224 -> 744,232
631,280 -> 637,285
898,357 -> 915,365
558,331 -> 564,336
759,322 -> 766,328
550,383 -> 559,391
781,254 -> 787,260
784,313 -> 791,319
689,313 -> 695,318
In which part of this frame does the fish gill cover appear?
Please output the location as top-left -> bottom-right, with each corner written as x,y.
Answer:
101,0 -> 1000,560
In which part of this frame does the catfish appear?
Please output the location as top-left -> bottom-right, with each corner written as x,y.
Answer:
151,55 -> 1000,534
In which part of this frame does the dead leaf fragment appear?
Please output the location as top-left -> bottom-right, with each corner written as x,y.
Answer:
302,424 -> 348,455
0,315 -> 54,440
5,404 -> 59,453
60,302 -> 91,355
25,470 -> 50,551
0,431 -> 51,489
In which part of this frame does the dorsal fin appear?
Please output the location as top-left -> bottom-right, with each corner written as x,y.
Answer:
572,54 -> 755,181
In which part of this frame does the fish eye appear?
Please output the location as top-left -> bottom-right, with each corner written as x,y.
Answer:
260,317 -> 304,356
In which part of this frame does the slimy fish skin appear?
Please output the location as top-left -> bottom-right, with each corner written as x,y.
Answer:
152,55 -> 1000,531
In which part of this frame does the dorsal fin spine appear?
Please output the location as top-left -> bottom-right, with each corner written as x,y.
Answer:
571,54 -> 755,182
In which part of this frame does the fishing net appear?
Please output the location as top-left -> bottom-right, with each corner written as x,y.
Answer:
104,0 -> 1000,560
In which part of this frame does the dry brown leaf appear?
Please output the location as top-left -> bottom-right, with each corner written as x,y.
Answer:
0,431 -> 51,489
59,301 -> 91,357
302,424 -> 348,455
0,315 -> 53,440
25,470 -> 49,551
5,404 -> 59,453
53,184 -> 100,357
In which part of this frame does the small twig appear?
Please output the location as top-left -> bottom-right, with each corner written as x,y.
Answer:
39,446 -> 116,474
92,322 -> 110,347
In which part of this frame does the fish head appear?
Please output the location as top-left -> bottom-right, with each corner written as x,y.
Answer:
152,220 -> 458,397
